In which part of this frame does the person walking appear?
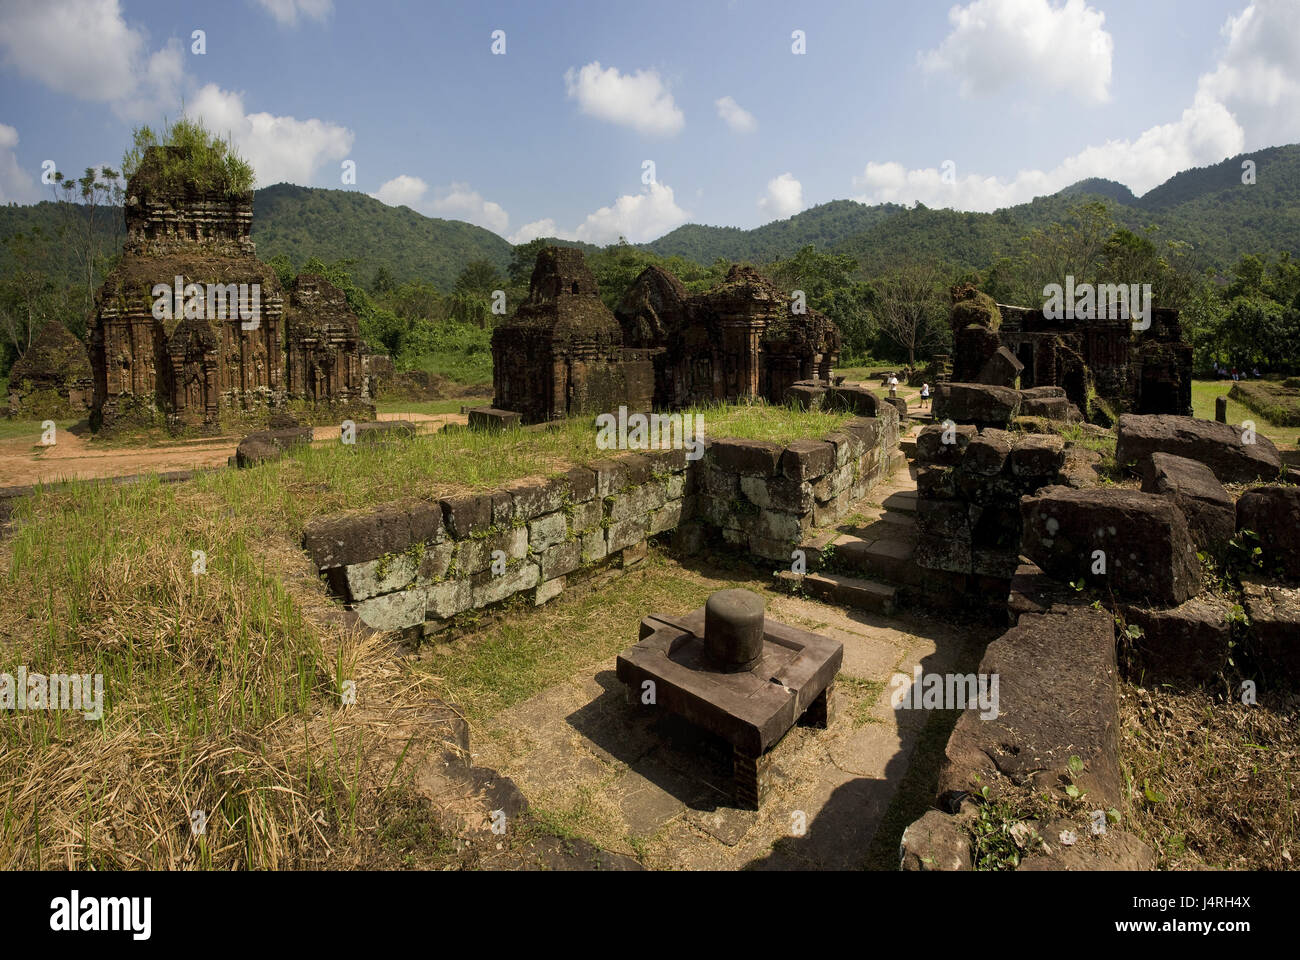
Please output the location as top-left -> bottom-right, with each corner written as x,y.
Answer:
920,382 -> 930,408
888,374 -> 899,399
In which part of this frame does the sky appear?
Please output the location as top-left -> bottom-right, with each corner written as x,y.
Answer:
1,0 -> 1298,246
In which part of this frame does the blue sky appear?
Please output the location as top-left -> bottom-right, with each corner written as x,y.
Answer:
2,0 -> 1298,245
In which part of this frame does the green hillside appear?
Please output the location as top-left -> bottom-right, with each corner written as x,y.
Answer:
3,146 -> 1298,296
252,184 -> 512,288
0,183 -> 514,292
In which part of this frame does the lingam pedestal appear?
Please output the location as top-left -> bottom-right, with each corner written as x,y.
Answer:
616,588 -> 842,809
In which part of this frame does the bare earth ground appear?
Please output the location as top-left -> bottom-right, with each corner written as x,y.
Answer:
0,411 -> 466,486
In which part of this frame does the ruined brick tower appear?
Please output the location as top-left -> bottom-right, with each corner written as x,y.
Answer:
89,145 -> 370,432
491,247 -> 655,423
615,263 -> 840,409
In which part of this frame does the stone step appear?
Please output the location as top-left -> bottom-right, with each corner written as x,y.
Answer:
881,490 -> 917,514
848,511 -> 916,542
899,439 -> 918,459
832,534 -> 927,589
887,450 -> 908,476
777,570 -> 896,616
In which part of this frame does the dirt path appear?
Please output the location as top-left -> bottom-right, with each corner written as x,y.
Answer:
0,411 -> 465,486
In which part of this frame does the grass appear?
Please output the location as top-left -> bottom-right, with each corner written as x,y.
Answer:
0,472 -> 461,869
0,401 -> 850,868
377,398 -> 491,417
1190,379 -> 1295,448
422,548 -> 777,725
1229,380 -> 1300,428
1119,683 -> 1298,870
0,418 -> 76,443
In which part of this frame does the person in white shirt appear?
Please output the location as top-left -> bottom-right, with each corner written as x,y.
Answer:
888,375 -> 899,398
920,382 -> 930,407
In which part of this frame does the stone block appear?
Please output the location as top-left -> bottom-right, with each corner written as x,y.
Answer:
1008,434 -> 1066,479
354,587 -> 429,632
1021,486 -> 1201,605
528,511 -> 568,551
710,438 -> 783,476
1141,452 -> 1235,551
467,407 -> 521,430
932,382 -> 1022,428
916,422 -> 976,465
1115,414 -> 1281,484
780,439 -> 836,481
1236,486 -> 1300,579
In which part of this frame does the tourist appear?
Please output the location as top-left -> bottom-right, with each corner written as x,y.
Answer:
888,374 -> 899,398
920,382 -> 930,407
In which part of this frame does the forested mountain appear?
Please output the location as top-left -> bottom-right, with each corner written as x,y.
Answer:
2,146 -> 1297,294
0,183 -> 515,292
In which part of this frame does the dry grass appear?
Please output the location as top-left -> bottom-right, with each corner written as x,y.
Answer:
1119,683 -> 1299,870
0,475 -> 467,870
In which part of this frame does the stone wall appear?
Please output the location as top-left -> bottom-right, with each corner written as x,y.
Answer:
302,412 -> 900,634
695,408 -> 900,562
914,423 -> 1066,584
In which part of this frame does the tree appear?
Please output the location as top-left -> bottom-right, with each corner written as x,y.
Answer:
51,164 -> 123,319
766,244 -> 859,307
873,263 -> 947,366
0,228 -> 61,367
451,259 -> 503,327
508,238 -> 551,288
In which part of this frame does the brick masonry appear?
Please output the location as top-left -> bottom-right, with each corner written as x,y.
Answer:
301,411 -> 900,634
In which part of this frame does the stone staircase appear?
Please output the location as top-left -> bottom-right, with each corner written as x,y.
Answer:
778,421 -> 932,616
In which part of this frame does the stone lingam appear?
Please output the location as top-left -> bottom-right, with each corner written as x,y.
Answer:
616,588 -> 842,808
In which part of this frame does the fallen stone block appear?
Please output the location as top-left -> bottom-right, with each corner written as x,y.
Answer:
1241,579 -> 1300,686
1020,395 -> 1072,419
1020,486 -> 1202,605
784,381 -> 826,411
1115,414 -> 1281,484
1236,485 -> 1300,580
353,420 -> 417,443
1140,452 -> 1235,551
882,395 -> 908,420
1118,596 -> 1233,684
467,407 -> 522,430
933,382 -> 1022,428
234,425 -> 313,468
977,345 -> 1024,387
937,603 -> 1120,806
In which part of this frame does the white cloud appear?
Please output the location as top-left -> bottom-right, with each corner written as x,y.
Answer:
508,219 -> 560,245
758,173 -> 804,218
571,181 -> 689,245
1197,0 -> 1300,149
854,1 -> 1300,212
371,175 -> 510,236
371,174 -> 429,209
252,0 -> 333,26
715,95 -> 757,133
853,90 -> 1243,210
189,83 -> 354,188
0,123 -> 38,204
564,62 -> 684,137
920,0 -> 1113,103
0,0 -> 183,118
427,181 -> 509,234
